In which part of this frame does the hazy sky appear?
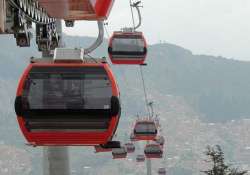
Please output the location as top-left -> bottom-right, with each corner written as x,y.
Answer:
63,0 -> 250,60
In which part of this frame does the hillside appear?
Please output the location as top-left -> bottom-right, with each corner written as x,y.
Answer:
0,34 -> 250,174
65,35 -> 250,122
2,34 -> 250,122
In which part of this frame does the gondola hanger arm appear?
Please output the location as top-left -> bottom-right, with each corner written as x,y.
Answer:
84,21 -> 104,55
130,0 -> 143,30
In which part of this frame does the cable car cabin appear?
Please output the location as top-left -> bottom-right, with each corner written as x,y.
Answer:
155,136 -> 165,146
94,145 -> 112,153
144,144 -> 163,159
14,62 -> 121,146
136,154 -> 145,162
124,142 -> 135,153
108,31 -> 147,64
112,147 -> 127,159
38,0 -> 114,21
158,168 -> 167,175
133,120 -> 157,141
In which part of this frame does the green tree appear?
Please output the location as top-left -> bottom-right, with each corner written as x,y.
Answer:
202,145 -> 247,175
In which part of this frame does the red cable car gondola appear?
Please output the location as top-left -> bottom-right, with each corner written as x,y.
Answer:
144,144 -> 163,159
136,154 -> 145,162
38,0 -> 114,20
133,120 -> 157,141
112,147 -> 127,159
14,61 -> 121,146
124,142 -> 135,153
108,31 -> 147,64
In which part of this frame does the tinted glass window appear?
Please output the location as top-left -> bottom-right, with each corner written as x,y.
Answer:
112,37 -> 145,53
135,122 -> 156,133
22,66 -> 112,110
145,145 -> 161,152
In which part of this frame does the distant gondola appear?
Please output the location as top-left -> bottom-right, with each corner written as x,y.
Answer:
15,60 -> 121,146
133,120 -> 157,141
144,144 -> 163,159
158,167 -> 167,175
112,147 -> 127,159
124,142 -> 135,153
136,154 -> 145,162
94,145 -> 112,153
108,31 -> 147,64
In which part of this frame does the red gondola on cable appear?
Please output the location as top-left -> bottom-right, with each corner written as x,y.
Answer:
133,120 -> 157,141
124,142 -> 135,153
108,31 -> 147,64
144,144 -> 163,159
112,147 -> 127,159
14,61 -> 121,146
38,0 -> 114,20
136,154 -> 145,162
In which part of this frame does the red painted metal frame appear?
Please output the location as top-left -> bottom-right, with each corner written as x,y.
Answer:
16,62 -> 120,146
94,145 -> 112,153
124,143 -> 135,153
38,0 -> 114,20
134,134 -> 156,141
108,31 -> 147,65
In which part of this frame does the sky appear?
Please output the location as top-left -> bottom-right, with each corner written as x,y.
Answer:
63,0 -> 250,61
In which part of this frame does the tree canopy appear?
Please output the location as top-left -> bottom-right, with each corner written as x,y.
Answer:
202,145 -> 247,175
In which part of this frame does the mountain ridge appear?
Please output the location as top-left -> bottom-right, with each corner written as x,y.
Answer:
1,34 -> 250,122
1,34 -> 250,174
